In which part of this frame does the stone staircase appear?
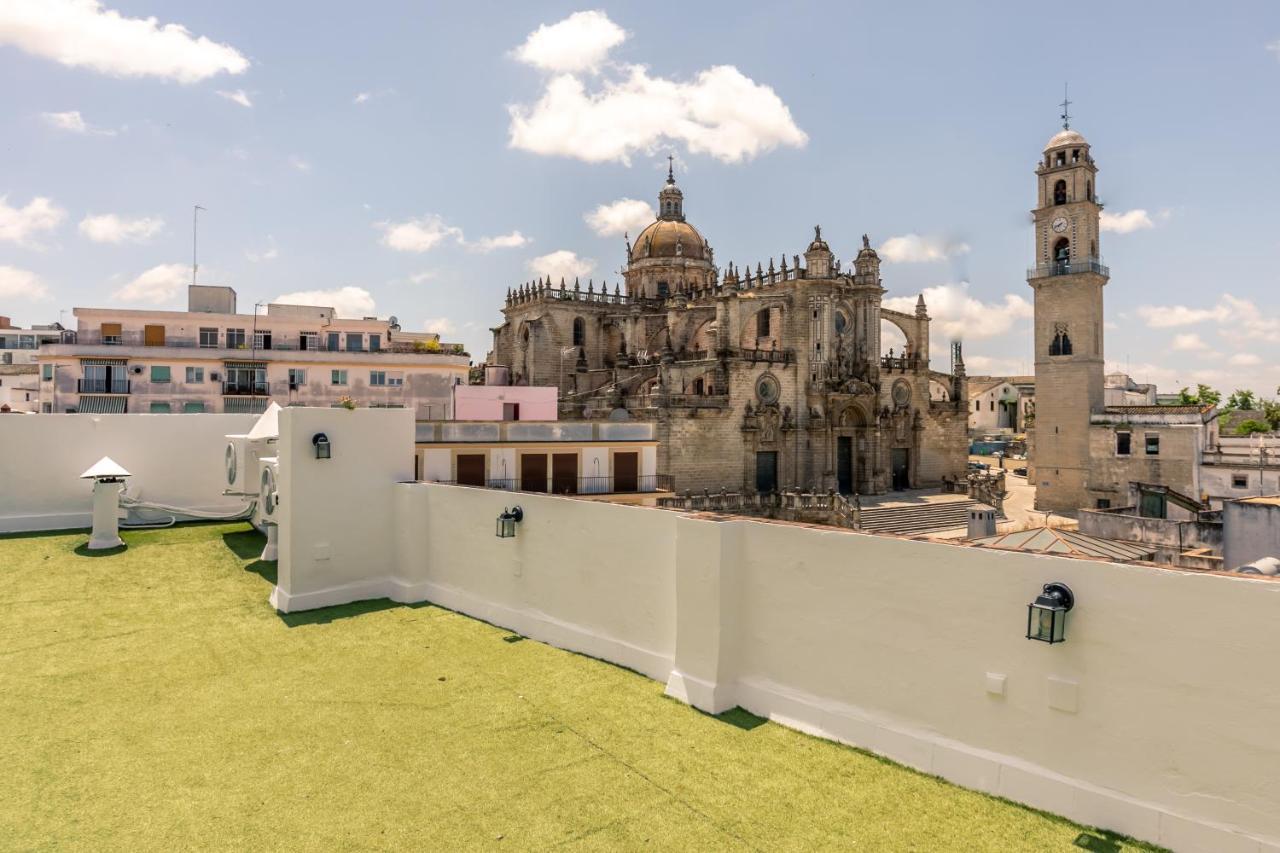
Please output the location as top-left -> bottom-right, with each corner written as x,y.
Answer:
857,498 -> 998,536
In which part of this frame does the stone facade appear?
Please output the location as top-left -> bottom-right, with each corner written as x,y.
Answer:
489,168 -> 969,495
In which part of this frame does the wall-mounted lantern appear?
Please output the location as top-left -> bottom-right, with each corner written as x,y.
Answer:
312,432 -> 331,460
1026,582 -> 1074,644
496,506 -> 524,538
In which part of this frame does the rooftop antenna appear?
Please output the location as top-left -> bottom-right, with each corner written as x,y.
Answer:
192,205 -> 207,286
1059,83 -> 1072,130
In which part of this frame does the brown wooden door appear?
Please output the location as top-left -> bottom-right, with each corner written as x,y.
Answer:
520,454 -> 547,493
456,454 -> 486,487
143,325 -> 166,347
551,453 -> 578,494
613,452 -> 639,492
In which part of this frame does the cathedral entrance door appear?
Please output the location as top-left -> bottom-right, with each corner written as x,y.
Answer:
755,451 -> 778,494
837,437 -> 853,494
891,448 -> 910,491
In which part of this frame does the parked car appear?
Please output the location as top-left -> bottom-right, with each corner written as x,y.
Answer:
1013,466 -> 1028,476
967,461 -> 989,471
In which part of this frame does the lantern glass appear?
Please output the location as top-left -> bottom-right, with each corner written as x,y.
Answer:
496,511 -> 515,538
312,433 -> 331,459
1026,582 -> 1073,644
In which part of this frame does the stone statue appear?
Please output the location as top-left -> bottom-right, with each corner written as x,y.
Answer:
862,233 -> 871,250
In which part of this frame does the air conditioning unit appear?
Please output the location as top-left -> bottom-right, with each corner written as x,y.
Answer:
224,434 -> 271,495
130,366 -> 143,375
210,371 -> 221,382
258,457 -> 281,522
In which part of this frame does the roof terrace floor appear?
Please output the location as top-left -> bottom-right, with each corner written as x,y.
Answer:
0,523 -> 1162,851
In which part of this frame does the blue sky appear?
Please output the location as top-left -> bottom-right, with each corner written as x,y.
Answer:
2,1 -> 1279,394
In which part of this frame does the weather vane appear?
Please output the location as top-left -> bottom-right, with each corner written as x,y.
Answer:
1059,83 -> 1072,130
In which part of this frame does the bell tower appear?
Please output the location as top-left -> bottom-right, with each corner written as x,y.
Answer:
1028,100 -> 1109,514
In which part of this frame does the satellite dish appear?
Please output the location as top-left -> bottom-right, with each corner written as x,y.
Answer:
389,315 -> 401,331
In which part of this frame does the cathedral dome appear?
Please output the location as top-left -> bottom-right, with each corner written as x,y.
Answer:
1044,128 -> 1087,151
632,219 -> 707,261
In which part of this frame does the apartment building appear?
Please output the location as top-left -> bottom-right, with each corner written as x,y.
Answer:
36,286 -> 469,416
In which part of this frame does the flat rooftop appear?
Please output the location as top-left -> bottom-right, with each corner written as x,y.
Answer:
0,523 -> 1159,850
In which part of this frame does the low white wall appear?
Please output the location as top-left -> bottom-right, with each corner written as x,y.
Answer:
0,413 -> 258,532
273,449 -> 1280,853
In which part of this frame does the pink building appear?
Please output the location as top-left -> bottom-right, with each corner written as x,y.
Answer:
452,384 -> 557,421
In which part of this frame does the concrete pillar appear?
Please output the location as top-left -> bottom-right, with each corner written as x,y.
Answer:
260,522 -> 279,561
88,479 -> 124,550
664,515 -> 741,713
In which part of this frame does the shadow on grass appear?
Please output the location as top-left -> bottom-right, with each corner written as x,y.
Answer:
73,542 -> 128,558
278,598 -> 434,628
714,706 -> 768,731
222,529 -> 265,560
1074,833 -> 1124,853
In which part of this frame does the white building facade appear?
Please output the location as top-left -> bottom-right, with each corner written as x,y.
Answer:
36,286 -> 469,417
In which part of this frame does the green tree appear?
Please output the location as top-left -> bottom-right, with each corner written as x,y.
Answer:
1196,384 -> 1222,407
1261,399 -> 1280,430
1235,419 -> 1271,436
1225,389 -> 1258,411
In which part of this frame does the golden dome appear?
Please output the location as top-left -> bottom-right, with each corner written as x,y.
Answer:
632,218 -> 708,261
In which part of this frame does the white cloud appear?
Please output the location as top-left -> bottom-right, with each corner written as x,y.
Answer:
1268,40 -> 1280,59
274,286 -> 375,318
466,231 -> 531,253
245,236 -> 278,262
0,0 -> 249,83
78,213 -> 163,244
527,250 -> 594,283
423,317 -> 457,335
377,215 -> 462,253
1100,209 -> 1154,234
0,265 -> 50,301
0,195 -> 66,248
1229,353 -> 1263,367
353,91 -> 371,104
508,12 -> 806,165
112,263 -> 187,305
1171,333 -> 1210,352
883,282 -> 1032,343
585,198 -> 654,236
964,355 -> 1029,376
40,109 -> 116,135
217,89 -> 252,108
513,10 -> 626,73
287,154 -> 311,172
408,271 -> 437,284
1138,294 -> 1280,339
877,234 -> 970,264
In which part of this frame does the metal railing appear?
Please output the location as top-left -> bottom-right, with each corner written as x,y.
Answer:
1026,258 -> 1109,280
77,378 -> 130,394
222,381 -> 269,396
429,474 -> 673,495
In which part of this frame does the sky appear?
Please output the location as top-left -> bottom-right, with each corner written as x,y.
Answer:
1,1 -> 1279,396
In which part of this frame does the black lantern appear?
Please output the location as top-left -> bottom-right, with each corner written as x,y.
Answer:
1026,582 -> 1074,644
312,432 -> 331,459
496,506 -> 524,538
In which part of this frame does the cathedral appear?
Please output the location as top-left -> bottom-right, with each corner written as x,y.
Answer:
489,165 -> 970,495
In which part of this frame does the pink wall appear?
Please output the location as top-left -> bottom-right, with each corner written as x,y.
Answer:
453,385 -> 557,421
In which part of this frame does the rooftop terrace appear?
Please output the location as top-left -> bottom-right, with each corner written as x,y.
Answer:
0,522 -> 1157,851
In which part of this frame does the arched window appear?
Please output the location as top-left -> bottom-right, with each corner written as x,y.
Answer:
756,309 -> 771,338
572,317 -> 585,348
1053,237 -> 1070,267
1053,180 -> 1067,205
1086,181 -> 1093,201
1049,324 -> 1073,357
1089,239 -> 1097,259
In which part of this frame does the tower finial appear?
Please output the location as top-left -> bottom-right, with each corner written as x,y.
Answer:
667,153 -> 674,184
1059,83 -> 1072,130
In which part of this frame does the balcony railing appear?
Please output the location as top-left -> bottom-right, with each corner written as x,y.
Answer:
222,381 -> 268,396
77,379 -> 130,394
1027,258 -> 1109,280
430,474 -> 673,495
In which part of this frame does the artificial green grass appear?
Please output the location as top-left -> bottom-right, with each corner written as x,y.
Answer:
0,523 -> 1164,851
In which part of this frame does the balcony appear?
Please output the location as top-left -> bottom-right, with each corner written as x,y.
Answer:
431,474 -> 673,495
222,381 -> 268,396
1027,258 -> 1109,280
77,379 -> 130,394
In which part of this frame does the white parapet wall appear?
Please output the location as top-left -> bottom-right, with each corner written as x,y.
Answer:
0,413 -> 259,533
273,408 -> 1280,853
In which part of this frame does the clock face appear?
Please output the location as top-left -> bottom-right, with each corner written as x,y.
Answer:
1051,216 -> 1069,234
